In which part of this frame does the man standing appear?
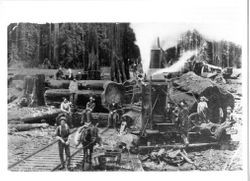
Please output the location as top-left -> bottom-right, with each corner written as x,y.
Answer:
55,117 -> 71,170
107,102 -> 120,128
165,102 -> 174,122
69,78 -> 78,106
81,96 -> 96,124
197,96 -> 209,123
178,101 -> 190,146
67,68 -> 74,80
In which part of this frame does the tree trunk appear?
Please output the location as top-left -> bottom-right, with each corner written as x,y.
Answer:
23,75 -> 45,106
53,23 -> 59,66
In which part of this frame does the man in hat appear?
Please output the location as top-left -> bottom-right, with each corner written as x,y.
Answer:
81,96 -> 96,124
197,96 -> 209,123
55,117 -> 71,170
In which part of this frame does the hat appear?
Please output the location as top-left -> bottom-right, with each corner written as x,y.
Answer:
200,96 -> 208,101
59,116 -> 67,121
90,96 -> 95,101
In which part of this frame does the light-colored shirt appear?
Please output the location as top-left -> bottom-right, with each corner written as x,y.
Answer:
69,81 -> 78,92
197,101 -> 208,114
60,102 -> 71,113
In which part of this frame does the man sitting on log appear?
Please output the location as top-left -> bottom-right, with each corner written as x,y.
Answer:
197,96 -> 209,123
81,96 -> 96,125
55,66 -> 64,80
57,97 -> 72,127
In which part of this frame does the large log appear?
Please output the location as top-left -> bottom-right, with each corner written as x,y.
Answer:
8,107 -> 62,123
45,79 -> 107,90
9,123 -> 49,131
170,72 -> 234,123
44,89 -> 108,112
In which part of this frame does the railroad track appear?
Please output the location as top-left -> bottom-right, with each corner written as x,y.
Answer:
8,128 -> 141,171
8,131 -> 84,171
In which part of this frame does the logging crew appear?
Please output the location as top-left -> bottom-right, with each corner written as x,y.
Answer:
81,96 -> 96,124
197,96 -> 209,123
55,117 -> 71,170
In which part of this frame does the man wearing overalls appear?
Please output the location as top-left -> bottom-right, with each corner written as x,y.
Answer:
55,117 -> 71,170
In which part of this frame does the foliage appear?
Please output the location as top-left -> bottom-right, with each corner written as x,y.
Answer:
8,23 -> 140,71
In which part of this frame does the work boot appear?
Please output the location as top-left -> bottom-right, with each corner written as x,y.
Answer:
59,165 -> 65,170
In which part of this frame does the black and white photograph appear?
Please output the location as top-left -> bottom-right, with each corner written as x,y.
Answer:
1,0 -> 248,179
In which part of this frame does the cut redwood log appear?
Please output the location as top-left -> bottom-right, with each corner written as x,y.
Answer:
8,107 -> 62,123
45,79 -> 107,90
8,123 -> 49,132
170,72 -> 234,123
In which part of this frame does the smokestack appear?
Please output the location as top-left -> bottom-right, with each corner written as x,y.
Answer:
157,37 -> 160,48
149,48 -> 161,68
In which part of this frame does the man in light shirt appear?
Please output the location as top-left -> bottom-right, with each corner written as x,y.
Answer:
197,96 -> 209,123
